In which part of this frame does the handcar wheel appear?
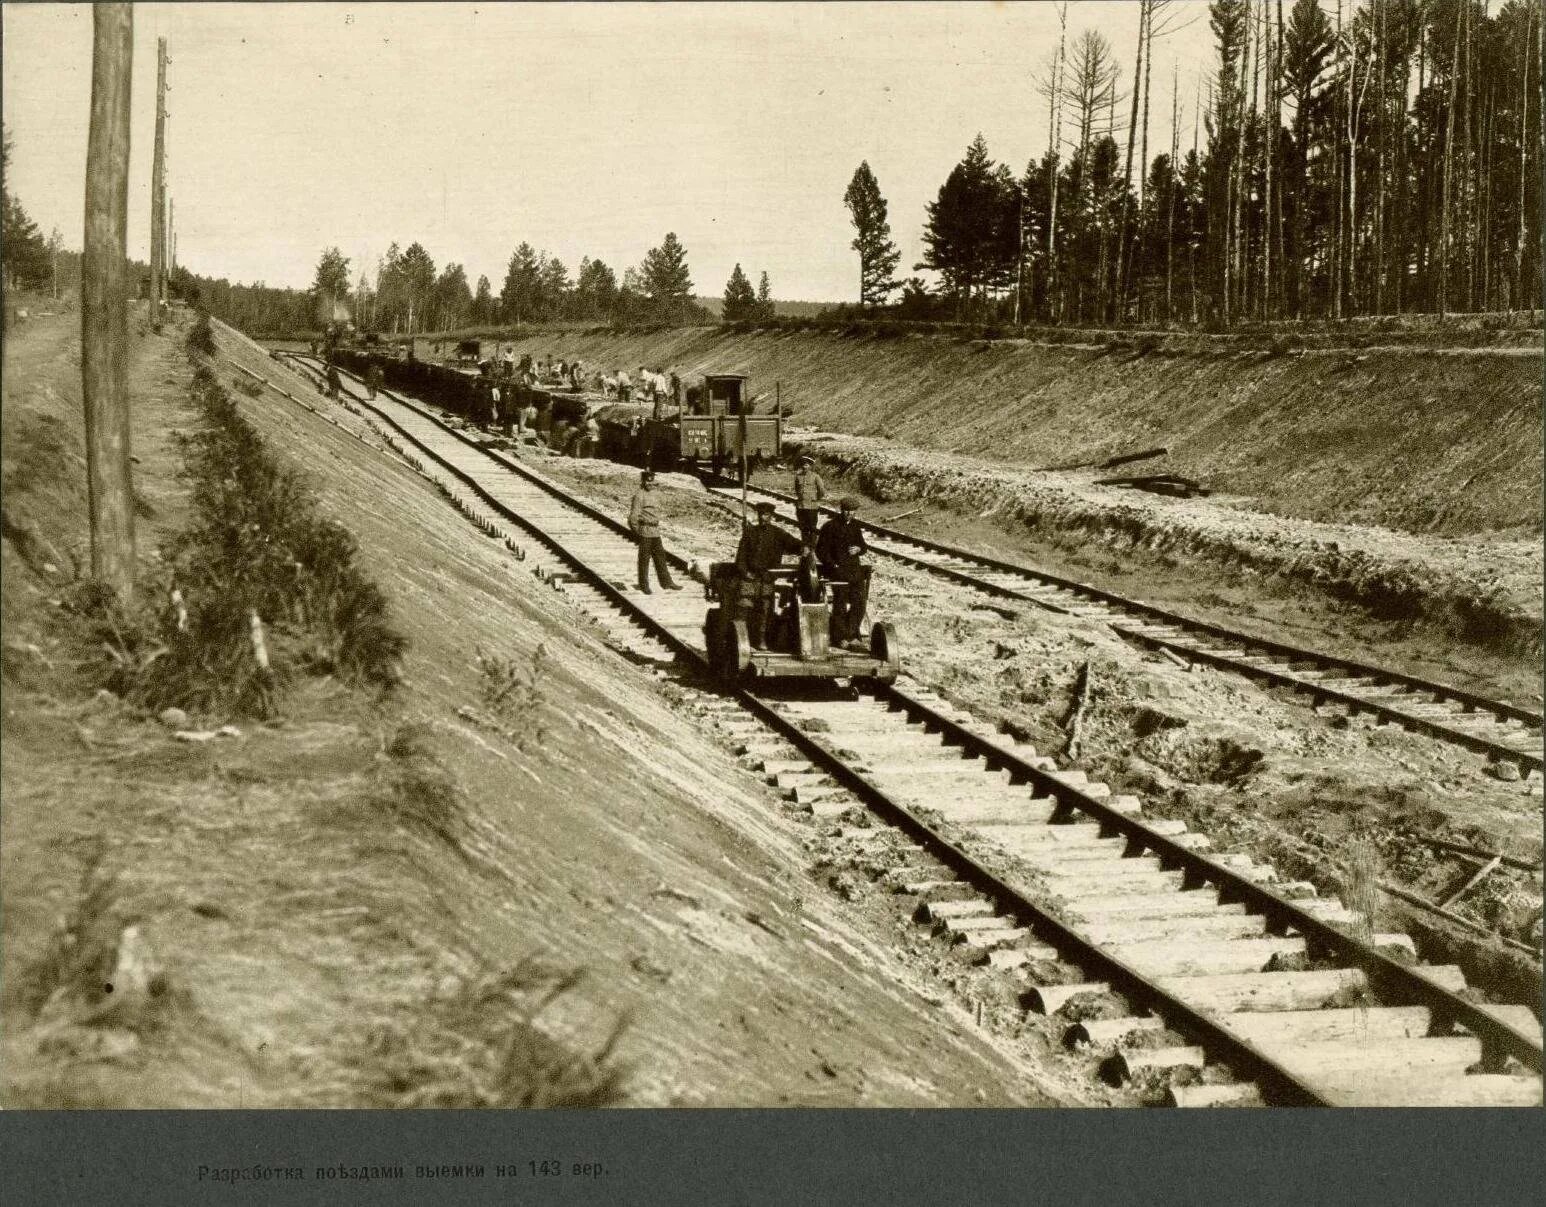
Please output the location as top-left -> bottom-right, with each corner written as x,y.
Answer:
728,620 -> 754,679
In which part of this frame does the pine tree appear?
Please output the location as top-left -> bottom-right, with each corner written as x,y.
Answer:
639,232 -> 693,320
722,263 -> 757,321
843,161 -> 902,306
308,247 -> 352,326
501,242 -> 542,324
575,257 -> 619,318
756,270 -> 775,320
1,127 -> 51,291
920,135 -> 1018,314
431,263 -> 471,331
471,275 -> 494,323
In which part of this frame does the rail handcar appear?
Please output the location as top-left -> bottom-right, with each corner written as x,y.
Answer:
702,557 -> 899,685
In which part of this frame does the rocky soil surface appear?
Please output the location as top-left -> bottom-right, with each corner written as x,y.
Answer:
784,429 -> 1543,662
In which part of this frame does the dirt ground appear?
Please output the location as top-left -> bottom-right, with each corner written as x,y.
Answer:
2,308 -> 1107,1107
524,450 -> 1544,1000
484,324 -> 1542,538
777,430 -> 1543,667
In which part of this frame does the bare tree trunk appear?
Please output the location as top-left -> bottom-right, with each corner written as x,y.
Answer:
1518,2 -> 1535,309
1166,59 -> 1179,323
1116,0 -> 1147,322
1262,0 -> 1275,319
1440,0 -> 1462,316
81,3 -> 136,602
1373,0 -> 1386,314
1048,3 -> 1067,322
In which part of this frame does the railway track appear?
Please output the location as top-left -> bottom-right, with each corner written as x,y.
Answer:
268,348 -> 1542,1107
696,477 -> 1544,775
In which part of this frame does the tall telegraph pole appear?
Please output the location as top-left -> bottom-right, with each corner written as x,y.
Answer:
82,4 -> 136,601
149,36 -> 167,320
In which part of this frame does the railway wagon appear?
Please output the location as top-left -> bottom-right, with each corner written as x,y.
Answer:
331,349 -> 586,428
678,373 -> 781,467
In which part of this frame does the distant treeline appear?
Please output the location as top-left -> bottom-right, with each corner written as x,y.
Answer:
845,0 -> 1543,327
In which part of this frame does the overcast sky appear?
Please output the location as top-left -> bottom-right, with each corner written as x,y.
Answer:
3,1 -> 1218,303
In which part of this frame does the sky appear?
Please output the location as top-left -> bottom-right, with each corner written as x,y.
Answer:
2,1 -> 1220,304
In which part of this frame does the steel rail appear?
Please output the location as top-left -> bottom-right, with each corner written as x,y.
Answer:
271,349 -> 1542,1097
704,473 -> 1543,769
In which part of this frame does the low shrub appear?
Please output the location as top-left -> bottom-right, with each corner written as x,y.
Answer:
77,350 -> 408,719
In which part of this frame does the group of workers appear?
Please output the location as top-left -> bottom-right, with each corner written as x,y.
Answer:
627,456 -> 871,649
601,366 -> 681,415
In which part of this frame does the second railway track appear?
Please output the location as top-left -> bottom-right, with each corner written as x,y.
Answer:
264,347 -> 1541,1107
694,476 -> 1545,775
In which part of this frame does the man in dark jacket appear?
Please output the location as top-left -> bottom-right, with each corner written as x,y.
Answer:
816,497 -> 870,646
735,501 -> 801,649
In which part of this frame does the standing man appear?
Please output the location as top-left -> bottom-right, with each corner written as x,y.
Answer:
616,368 -> 631,403
628,471 -> 681,594
735,501 -> 801,650
365,362 -> 383,400
793,456 -> 825,547
670,369 -> 683,412
325,357 -> 342,401
816,497 -> 871,648
583,412 -> 602,457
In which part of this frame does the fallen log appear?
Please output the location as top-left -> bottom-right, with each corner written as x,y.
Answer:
1421,836 -> 1541,874
1437,855 -> 1504,910
1063,660 -> 1092,760
1093,474 -> 1210,498
1098,446 -> 1168,470
1376,880 -> 1540,958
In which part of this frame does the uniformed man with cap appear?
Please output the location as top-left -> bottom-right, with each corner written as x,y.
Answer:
816,497 -> 871,647
628,470 -> 682,594
735,501 -> 802,649
793,456 -> 826,547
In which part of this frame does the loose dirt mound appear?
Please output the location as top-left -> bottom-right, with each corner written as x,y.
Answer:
489,325 -> 1541,538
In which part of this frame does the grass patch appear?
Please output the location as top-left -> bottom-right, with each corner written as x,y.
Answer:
1338,838 -> 1383,941
356,959 -> 628,1108
370,720 -> 465,856
67,338 -> 407,719
475,643 -> 549,751
184,311 -> 217,358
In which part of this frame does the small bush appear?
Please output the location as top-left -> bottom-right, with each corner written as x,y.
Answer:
374,721 -> 464,854
76,348 -> 408,720
185,312 -> 217,358
356,960 -> 627,1108
475,643 -> 548,751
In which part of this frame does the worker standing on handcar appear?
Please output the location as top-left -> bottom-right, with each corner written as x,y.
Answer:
735,501 -> 802,650
793,456 -> 825,547
817,497 -> 871,648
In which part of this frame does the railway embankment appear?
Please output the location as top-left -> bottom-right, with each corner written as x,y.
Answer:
489,323 -> 1542,660
2,308 -> 1069,1107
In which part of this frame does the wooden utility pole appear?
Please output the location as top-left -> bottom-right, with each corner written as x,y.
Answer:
150,36 -> 167,320
82,4 -> 136,602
